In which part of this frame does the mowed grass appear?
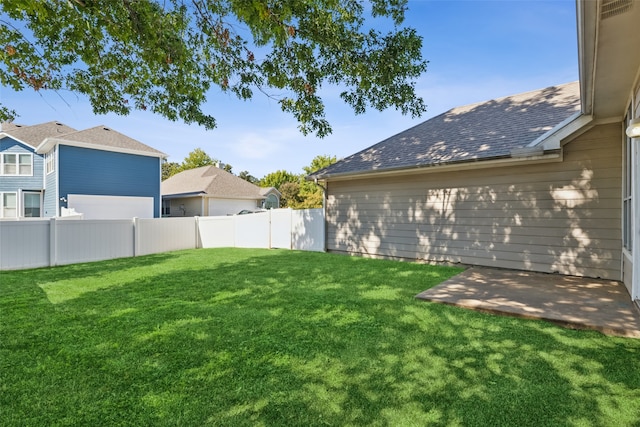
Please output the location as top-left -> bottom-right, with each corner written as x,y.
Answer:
1,249 -> 639,426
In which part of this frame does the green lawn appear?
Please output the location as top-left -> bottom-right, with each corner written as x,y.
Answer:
1,248 -> 639,426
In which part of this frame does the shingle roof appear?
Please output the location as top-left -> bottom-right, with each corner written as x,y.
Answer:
54,125 -> 165,156
162,165 -> 268,199
0,122 -> 23,132
0,121 -> 77,148
310,82 -> 581,179
1,121 -> 164,157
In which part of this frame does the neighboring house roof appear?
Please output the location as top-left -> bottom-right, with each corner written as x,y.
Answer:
259,187 -> 281,197
37,125 -> 165,158
162,165 -> 269,200
1,121 -> 165,158
309,81 -> 581,179
0,121 -> 77,148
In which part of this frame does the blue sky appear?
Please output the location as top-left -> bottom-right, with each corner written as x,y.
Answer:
0,0 -> 578,179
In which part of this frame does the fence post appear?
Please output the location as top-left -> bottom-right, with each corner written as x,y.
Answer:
195,216 -> 201,249
49,217 -> 57,267
268,210 -> 272,249
133,217 -> 139,257
289,208 -> 294,250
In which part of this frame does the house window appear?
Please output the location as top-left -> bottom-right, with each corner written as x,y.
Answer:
45,151 -> 55,174
162,199 -> 171,216
1,153 -> 32,176
264,194 -> 279,209
1,192 -> 17,218
623,110 -> 633,253
23,192 -> 42,217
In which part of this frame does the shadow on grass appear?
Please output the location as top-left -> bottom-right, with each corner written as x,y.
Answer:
1,248 -> 639,426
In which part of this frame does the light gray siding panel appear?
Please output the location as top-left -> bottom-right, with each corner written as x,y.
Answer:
43,169 -> 57,217
325,124 -> 623,280
0,138 -> 43,192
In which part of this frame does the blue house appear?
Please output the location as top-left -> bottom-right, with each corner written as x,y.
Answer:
0,121 -> 165,219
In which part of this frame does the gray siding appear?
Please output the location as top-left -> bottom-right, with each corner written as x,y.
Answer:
326,124 -> 623,280
43,148 -> 57,217
166,197 -> 202,217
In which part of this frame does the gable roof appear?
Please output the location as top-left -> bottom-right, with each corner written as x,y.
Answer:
0,121 -> 77,148
162,165 -> 269,200
1,121 -> 165,158
309,82 -> 581,180
37,125 -> 165,157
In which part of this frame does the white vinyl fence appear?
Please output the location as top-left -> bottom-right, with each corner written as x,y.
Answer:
0,208 -> 324,271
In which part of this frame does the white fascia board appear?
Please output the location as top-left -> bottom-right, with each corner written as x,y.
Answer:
526,113 -> 595,151
576,0 -> 598,116
36,137 -> 167,159
313,152 -> 563,183
0,133 -> 37,151
206,194 -> 265,201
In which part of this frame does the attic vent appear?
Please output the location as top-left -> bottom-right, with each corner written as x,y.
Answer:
601,0 -> 633,19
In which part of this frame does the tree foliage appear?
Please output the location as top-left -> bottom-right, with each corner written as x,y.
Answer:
162,160 -> 181,181
295,154 -> 337,208
303,154 -> 337,175
279,181 -> 302,208
259,169 -> 298,190
238,170 -> 258,184
258,155 -> 337,208
162,147 -> 232,180
181,147 -> 215,170
0,0 -> 427,136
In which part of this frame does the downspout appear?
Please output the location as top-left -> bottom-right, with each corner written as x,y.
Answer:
629,87 -> 640,303
314,178 -> 328,252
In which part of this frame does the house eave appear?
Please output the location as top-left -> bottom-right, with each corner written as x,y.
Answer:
161,192 -> 206,199
0,133 -> 37,151
577,0 -> 640,120
162,192 -> 265,201
576,0 -> 597,116
36,137 -> 167,159
527,113 -> 595,150
309,151 -> 563,183
204,194 -> 266,201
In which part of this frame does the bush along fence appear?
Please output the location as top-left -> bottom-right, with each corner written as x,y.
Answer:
0,208 -> 324,271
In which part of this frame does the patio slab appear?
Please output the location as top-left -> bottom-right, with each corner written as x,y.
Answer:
415,267 -> 640,338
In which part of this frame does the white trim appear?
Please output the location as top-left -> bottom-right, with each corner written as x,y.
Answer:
527,111 -> 593,150
0,152 -> 33,176
0,191 -> 18,218
36,137 -> 166,159
312,152 -> 563,182
22,191 -> 42,218
54,146 -> 60,217
44,150 -> 55,175
527,113 -> 594,150
632,138 -> 639,300
0,133 -> 37,151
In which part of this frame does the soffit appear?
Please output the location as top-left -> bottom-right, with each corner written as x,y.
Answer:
587,0 -> 640,119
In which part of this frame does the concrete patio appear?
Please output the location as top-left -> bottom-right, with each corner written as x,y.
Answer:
415,267 -> 640,338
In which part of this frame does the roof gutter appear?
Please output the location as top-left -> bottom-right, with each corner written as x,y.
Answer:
161,192 -> 206,199
576,0 -> 598,116
36,137 -> 167,159
307,150 -> 563,182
